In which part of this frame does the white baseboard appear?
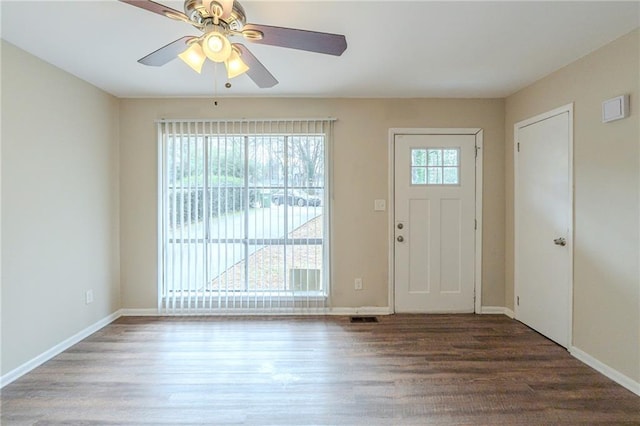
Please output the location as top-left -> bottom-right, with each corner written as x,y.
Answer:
569,346 -> 640,397
120,308 -> 159,316
480,306 -> 515,318
1,310 -> 122,388
126,307 -> 393,316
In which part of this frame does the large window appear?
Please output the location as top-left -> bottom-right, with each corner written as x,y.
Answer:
158,119 -> 332,313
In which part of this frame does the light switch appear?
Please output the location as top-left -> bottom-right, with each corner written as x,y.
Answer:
374,199 -> 386,211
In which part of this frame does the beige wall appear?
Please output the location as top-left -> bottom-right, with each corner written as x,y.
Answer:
505,29 -> 640,382
1,41 -> 121,375
119,98 -> 505,310
2,25 -> 638,390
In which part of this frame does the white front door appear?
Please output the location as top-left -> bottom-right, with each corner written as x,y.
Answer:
515,105 -> 572,347
394,133 -> 476,313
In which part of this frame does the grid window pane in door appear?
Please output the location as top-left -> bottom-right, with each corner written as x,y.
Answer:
411,148 -> 460,185
427,149 -> 442,166
427,167 -> 443,184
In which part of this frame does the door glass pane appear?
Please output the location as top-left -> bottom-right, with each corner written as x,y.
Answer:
411,149 -> 427,166
427,167 -> 442,184
411,148 -> 461,186
412,167 -> 427,184
443,149 -> 459,166
427,149 -> 442,166
443,167 -> 459,184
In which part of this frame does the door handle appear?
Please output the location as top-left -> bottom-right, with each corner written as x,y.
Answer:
553,237 -> 566,246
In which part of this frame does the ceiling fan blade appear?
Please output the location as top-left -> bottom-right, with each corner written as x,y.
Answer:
233,44 -> 278,88
119,0 -> 189,22
242,24 -> 347,56
139,36 -> 195,66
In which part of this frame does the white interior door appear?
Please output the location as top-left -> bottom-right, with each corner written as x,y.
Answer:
515,106 -> 572,347
394,134 -> 476,313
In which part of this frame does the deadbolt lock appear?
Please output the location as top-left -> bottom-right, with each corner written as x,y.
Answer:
554,237 -> 566,246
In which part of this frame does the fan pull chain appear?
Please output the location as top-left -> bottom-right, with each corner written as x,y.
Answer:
213,62 -> 219,107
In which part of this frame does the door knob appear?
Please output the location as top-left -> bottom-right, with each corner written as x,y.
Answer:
397,236 -> 404,242
554,237 -> 566,246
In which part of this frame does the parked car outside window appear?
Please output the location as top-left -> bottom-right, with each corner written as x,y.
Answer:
272,190 -> 321,207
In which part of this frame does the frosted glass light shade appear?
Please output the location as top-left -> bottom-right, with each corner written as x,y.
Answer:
225,49 -> 249,79
178,43 -> 206,73
202,32 -> 232,62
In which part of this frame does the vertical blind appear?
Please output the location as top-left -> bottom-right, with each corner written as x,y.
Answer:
158,119 -> 333,314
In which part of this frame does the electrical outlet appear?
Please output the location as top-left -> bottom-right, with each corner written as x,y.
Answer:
354,278 -> 363,290
85,290 -> 94,305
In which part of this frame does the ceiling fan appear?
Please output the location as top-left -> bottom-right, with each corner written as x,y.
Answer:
119,0 -> 348,88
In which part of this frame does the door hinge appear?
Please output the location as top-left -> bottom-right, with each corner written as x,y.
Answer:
474,219 -> 477,230
475,145 -> 478,158
517,296 -> 520,306
517,142 -> 520,152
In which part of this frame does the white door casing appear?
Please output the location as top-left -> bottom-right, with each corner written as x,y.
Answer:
391,130 -> 482,313
514,104 -> 573,348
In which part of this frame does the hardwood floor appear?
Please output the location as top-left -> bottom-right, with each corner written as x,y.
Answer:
2,314 -> 639,425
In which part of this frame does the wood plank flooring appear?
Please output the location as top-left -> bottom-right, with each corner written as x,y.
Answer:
2,314 -> 639,425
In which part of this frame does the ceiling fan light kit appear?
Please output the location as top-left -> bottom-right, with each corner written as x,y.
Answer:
119,0 -> 347,88
202,30 -> 232,62
225,47 -> 250,79
178,42 -> 206,73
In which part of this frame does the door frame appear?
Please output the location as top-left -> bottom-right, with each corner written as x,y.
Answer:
388,128 -> 484,314
513,103 -> 574,346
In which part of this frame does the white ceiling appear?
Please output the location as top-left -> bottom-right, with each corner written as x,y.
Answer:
1,1 -> 639,98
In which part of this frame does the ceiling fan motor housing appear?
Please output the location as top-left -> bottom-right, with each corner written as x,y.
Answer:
184,0 -> 246,31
